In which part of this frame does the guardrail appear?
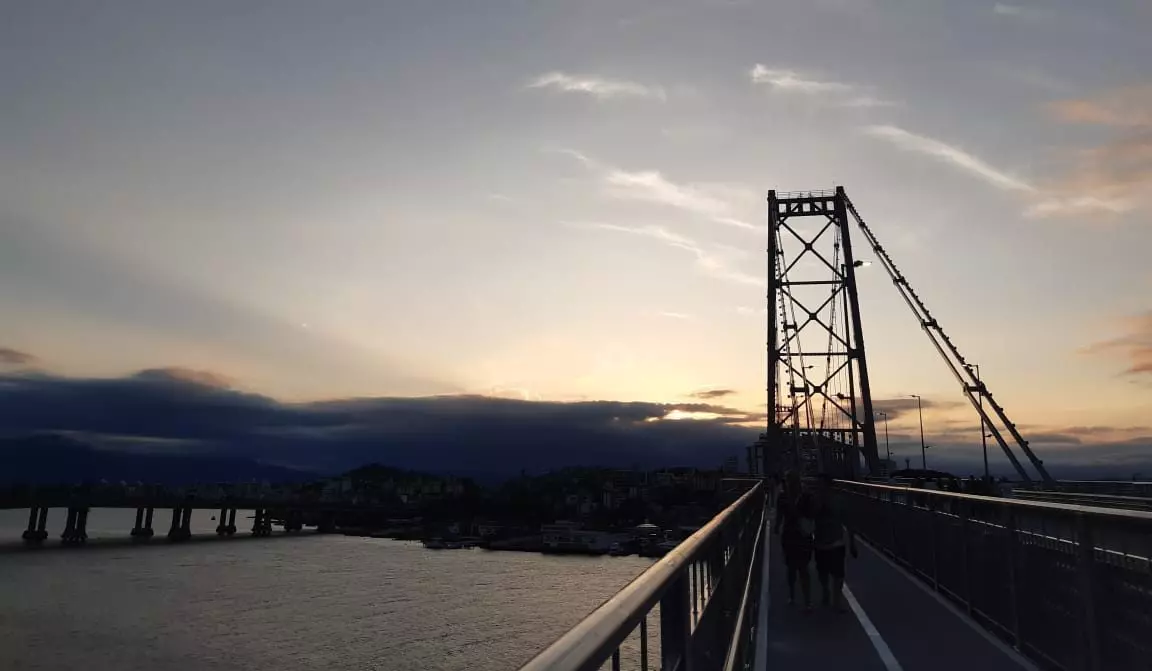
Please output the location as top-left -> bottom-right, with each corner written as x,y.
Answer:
834,480 -> 1152,671
517,481 -> 766,671
1040,480 -> 1152,498
1012,489 -> 1152,512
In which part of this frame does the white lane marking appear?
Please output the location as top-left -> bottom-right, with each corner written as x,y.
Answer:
752,514 -> 771,671
858,539 -> 1040,671
844,584 -> 905,671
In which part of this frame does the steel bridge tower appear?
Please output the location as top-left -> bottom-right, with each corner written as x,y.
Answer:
765,188 -> 879,477
761,186 -> 1053,484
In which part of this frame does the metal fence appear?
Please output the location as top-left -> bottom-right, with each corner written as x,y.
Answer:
517,481 -> 766,671
834,480 -> 1152,671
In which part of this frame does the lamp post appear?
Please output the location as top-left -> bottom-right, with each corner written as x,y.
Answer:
910,394 -> 927,470
876,411 -> 891,471
973,364 -> 990,481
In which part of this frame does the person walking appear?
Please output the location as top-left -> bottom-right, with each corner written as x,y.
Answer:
812,474 -> 857,613
774,471 -> 814,612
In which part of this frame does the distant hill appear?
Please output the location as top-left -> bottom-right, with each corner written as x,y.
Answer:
0,434 -> 317,485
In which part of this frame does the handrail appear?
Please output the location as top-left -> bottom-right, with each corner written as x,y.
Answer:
835,478 -> 1152,671
835,479 -> 1152,521
723,503 -> 766,671
518,482 -> 763,671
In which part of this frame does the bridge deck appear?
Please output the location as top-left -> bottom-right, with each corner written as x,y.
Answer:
765,527 -> 1037,671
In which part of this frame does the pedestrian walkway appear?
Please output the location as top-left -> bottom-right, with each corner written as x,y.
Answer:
764,523 -> 1038,671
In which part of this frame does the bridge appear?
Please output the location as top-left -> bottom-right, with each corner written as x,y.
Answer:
516,188 -> 1152,671
0,484 -> 363,543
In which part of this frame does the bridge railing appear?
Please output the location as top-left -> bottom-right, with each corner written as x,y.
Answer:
835,480 -> 1152,671
517,481 -> 766,671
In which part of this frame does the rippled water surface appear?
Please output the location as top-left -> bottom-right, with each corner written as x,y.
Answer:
0,509 -> 651,670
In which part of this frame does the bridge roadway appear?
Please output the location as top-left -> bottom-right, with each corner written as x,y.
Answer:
764,517 -> 1036,671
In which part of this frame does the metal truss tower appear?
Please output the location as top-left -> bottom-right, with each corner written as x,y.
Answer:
759,186 -> 1053,484
765,187 -> 880,477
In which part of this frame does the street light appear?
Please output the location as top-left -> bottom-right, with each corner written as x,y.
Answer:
909,394 -> 928,470
876,411 -> 892,467
973,364 -> 990,481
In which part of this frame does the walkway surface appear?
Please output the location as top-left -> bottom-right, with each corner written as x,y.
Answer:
763,522 -> 1037,671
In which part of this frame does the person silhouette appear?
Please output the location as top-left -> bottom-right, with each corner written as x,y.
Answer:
774,471 -> 814,612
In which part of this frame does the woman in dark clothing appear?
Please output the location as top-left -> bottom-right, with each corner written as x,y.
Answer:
774,471 -> 814,611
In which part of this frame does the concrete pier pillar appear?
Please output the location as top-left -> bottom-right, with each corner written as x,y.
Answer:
168,507 -> 180,537
22,507 -> 38,541
131,507 -> 154,539
167,507 -> 192,541
35,507 -> 48,540
75,508 -> 89,543
61,507 -> 87,545
251,509 -> 272,537
180,507 -> 192,538
226,508 -> 237,535
61,507 -> 77,543
216,507 -> 229,535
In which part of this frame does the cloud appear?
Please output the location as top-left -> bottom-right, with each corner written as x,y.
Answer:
571,222 -> 764,287
992,4 -> 1051,20
135,367 -> 235,389
1033,86 -> 1152,217
861,122 -> 1140,218
751,65 -> 899,108
559,149 -> 760,234
0,347 -> 36,366
659,311 -> 693,320
750,66 -> 853,94
0,368 -> 761,478
528,72 -> 666,101
863,125 -> 1036,193
690,388 -> 737,400
1084,311 -> 1152,375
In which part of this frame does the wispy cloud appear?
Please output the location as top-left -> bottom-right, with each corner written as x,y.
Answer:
863,123 -> 1140,218
1084,312 -> 1152,376
559,149 -> 760,234
528,72 -> 666,101
750,66 -> 852,94
1033,86 -> 1152,217
569,222 -> 764,288
0,347 -> 37,366
992,3 -> 1051,20
690,388 -> 736,399
658,311 -> 693,320
863,125 -> 1036,193
750,65 -> 900,108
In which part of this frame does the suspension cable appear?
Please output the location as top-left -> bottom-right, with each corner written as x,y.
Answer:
842,195 -> 1052,484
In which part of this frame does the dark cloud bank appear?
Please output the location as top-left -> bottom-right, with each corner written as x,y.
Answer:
0,368 -> 758,484
0,367 -> 1148,484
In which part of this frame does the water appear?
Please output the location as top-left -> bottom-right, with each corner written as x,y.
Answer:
0,508 -> 653,670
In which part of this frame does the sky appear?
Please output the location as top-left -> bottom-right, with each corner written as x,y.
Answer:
1,0 -> 1150,477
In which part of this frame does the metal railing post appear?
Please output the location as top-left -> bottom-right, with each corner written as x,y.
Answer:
960,499 -> 973,616
1005,507 -> 1022,649
661,572 -> 693,671
887,487 -> 897,555
929,495 -> 940,590
1075,513 -> 1101,671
